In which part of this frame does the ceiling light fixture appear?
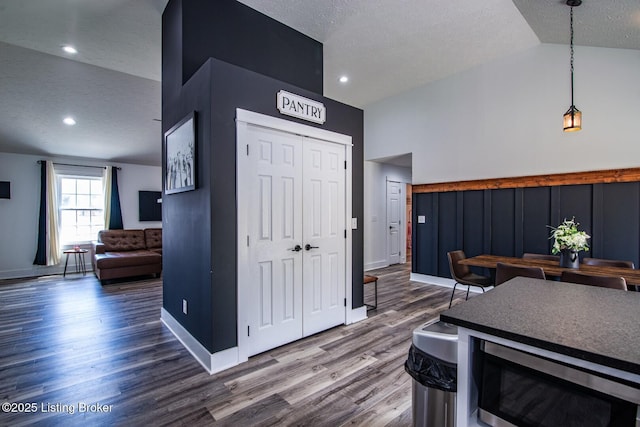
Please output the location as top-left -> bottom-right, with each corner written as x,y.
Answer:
339,76 -> 349,83
63,117 -> 76,126
563,0 -> 582,132
62,45 -> 78,54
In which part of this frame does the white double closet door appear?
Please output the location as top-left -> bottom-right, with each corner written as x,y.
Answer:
238,117 -> 347,357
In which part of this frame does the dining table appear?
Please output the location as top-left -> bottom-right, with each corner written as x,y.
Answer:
459,254 -> 640,288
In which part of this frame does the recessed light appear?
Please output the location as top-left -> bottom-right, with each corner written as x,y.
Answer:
63,117 -> 76,126
62,45 -> 78,54
339,76 -> 349,83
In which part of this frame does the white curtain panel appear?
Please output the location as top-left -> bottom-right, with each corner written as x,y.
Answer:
45,161 -> 60,265
103,166 -> 113,230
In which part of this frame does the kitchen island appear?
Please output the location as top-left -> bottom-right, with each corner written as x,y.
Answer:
440,276 -> 640,426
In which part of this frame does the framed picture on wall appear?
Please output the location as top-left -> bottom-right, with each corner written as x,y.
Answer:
164,111 -> 196,194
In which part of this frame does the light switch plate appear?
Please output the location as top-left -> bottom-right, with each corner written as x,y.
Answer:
418,215 -> 426,224
351,218 -> 358,229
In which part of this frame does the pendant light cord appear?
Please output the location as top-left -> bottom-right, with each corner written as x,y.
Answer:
569,6 -> 575,107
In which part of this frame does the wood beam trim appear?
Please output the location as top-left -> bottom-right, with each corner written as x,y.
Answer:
412,168 -> 640,193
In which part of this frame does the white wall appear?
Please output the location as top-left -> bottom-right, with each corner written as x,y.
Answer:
364,44 -> 640,184
0,152 -> 161,279
364,161 -> 411,270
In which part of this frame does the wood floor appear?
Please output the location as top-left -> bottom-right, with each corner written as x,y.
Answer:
0,264 -> 466,426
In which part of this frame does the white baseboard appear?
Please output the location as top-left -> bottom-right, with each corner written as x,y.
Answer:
364,260 -> 388,271
0,267 -> 51,280
410,273 -> 490,294
0,262 -> 92,280
160,308 -> 239,375
347,305 -> 368,324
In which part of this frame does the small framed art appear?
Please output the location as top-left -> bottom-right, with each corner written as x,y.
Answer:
164,112 -> 196,194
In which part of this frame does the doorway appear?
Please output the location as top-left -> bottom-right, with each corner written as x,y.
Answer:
385,180 -> 413,267
386,180 -> 402,265
236,110 -> 353,360
364,155 -> 412,271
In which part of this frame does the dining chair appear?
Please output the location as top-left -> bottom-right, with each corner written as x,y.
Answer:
495,262 -> 546,286
447,250 -> 493,308
560,271 -> 628,291
582,258 -> 635,269
522,253 -> 560,262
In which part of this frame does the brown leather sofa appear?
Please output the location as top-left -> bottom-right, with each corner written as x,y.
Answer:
92,229 -> 162,284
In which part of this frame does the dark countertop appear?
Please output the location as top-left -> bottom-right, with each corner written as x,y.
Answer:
440,277 -> 640,376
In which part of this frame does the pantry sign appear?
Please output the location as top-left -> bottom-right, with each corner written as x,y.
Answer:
277,90 -> 326,124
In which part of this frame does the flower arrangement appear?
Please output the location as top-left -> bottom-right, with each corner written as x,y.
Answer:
548,217 -> 590,254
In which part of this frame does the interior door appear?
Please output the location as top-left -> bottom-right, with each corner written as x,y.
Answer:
243,126 -> 347,356
387,180 -> 402,265
302,137 -> 346,336
245,124 -> 304,356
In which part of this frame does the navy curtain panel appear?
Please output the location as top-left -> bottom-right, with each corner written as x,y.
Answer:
109,166 -> 124,229
33,161 -> 47,265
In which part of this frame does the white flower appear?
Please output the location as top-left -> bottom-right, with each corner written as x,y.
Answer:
548,217 -> 590,254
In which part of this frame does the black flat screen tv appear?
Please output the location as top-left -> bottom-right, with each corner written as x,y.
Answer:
139,191 -> 161,221
0,181 -> 9,199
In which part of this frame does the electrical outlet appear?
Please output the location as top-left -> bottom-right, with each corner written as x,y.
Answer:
182,299 -> 187,314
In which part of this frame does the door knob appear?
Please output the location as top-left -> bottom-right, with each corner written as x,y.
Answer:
289,245 -> 302,252
305,244 -> 319,251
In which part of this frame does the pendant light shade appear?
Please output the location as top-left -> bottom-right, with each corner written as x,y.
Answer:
563,106 -> 582,132
563,0 -> 582,132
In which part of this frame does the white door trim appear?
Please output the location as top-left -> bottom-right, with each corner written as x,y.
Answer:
237,109 -> 352,147
236,108 -> 353,363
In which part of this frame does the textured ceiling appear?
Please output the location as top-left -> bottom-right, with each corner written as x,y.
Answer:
0,0 -> 166,80
0,41 -> 161,165
237,0 -> 540,107
0,0 -> 165,165
513,0 -> 640,50
0,0 -> 638,166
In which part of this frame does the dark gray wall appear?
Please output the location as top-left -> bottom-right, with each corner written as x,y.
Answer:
162,61 -> 214,350
162,0 -> 363,354
208,59 -> 363,351
413,182 -> 640,278
181,0 -> 323,94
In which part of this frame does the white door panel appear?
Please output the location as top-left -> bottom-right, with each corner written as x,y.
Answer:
387,180 -> 401,265
246,125 -> 304,356
302,137 -> 346,336
241,126 -> 347,356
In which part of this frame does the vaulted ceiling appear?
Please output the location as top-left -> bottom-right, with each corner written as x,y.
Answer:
0,0 -> 637,166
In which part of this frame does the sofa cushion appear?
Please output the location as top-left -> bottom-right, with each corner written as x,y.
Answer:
95,250 -> 162,269
99,229 -> 146,252
144,228 -> 162,250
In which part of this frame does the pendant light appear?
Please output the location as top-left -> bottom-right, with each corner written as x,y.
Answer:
563,0 -> 582,132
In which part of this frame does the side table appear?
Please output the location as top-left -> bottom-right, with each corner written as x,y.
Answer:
63,248 -> 88,277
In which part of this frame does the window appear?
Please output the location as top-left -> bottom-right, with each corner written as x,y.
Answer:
59,176 -> 104,244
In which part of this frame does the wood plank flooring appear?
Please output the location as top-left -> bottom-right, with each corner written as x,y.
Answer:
0,264 -> 467,426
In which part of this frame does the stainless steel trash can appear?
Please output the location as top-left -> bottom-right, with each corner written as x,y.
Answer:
407,320 -> 458,427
